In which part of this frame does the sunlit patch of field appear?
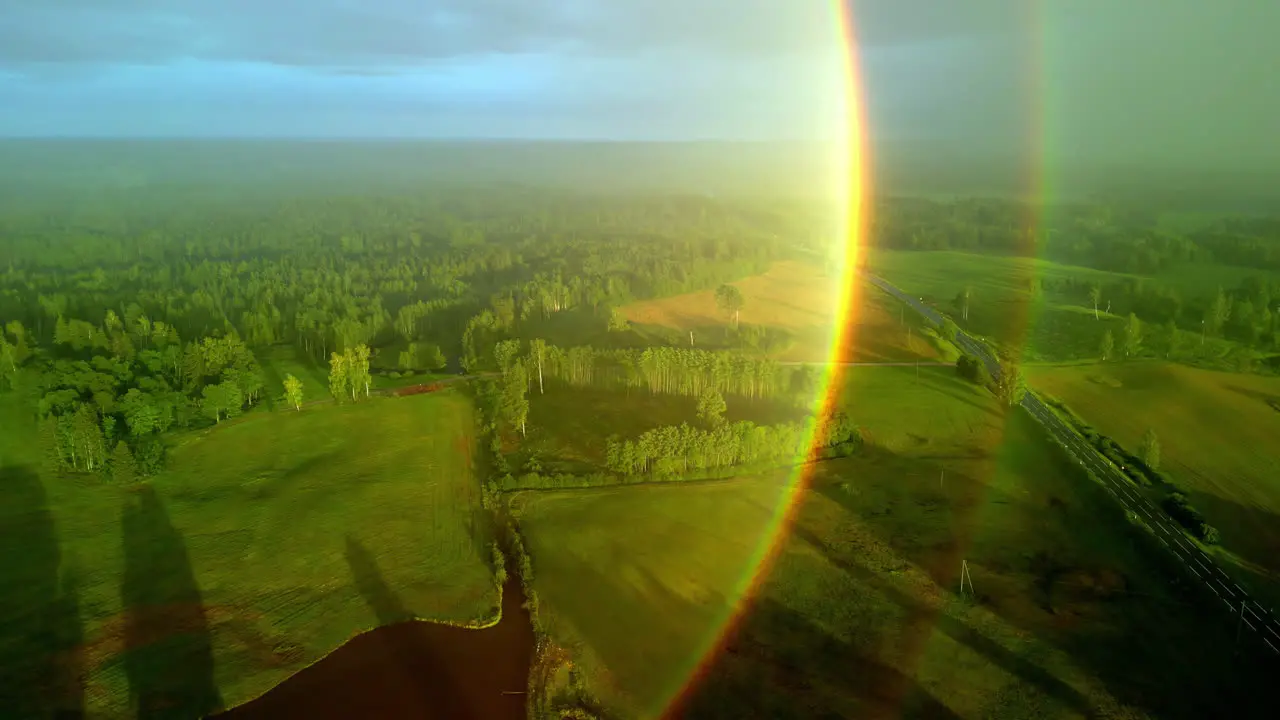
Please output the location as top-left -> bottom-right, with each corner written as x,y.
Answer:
619,261 -> 943,363
1029,360 -> 1280,606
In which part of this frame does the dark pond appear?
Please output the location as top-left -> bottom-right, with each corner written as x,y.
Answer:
217,559 -> 533,720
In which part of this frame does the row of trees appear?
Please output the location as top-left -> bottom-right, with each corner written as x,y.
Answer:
873,197 -> 1280,275
476,338 -> 819,416
603,410 -> 859,477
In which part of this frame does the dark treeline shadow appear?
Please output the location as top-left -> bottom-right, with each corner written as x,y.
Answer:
120,485 -> 222,719
0,464 -> 85,718
670,596 -> 960,720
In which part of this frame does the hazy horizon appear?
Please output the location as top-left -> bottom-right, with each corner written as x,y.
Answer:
3,1 -> 1278,174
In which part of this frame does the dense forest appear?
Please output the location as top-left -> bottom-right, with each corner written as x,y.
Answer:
6,178 -> 1279,483
0,185 -> 817,480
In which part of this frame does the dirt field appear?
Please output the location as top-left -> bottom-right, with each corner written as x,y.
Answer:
620,261 -> 943,363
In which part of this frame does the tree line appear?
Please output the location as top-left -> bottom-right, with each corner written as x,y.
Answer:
604,411 -> 859,478
873,196 -> 1280,275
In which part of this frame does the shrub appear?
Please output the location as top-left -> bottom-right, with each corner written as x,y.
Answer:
1201,524 -> 1221,545
1162,492 -> 1207,532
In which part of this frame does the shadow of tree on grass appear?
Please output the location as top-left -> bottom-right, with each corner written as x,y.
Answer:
672,596 -> 961,720
0,464 -> 85,718
120,484 -> 221,719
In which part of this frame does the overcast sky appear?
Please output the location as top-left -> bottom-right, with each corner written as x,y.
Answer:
0,1 -> 1275,167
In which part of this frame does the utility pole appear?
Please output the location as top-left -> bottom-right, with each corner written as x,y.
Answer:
960,559 -> 974,598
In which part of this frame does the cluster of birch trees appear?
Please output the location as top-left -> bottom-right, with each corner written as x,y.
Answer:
603,410 -> 858,477
505,340 -> 801,402
327,344 -> 373,402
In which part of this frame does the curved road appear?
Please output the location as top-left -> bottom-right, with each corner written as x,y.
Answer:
866,274 -> 1280,656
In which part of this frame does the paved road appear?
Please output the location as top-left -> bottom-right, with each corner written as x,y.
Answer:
866,274 -> 1280,655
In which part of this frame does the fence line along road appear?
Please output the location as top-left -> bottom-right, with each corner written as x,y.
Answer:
864,273 -> 1280,656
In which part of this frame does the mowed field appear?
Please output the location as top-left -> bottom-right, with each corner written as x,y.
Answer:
619,260 -> 946,363
1028,360 -> 1280,604
516,367 -> 1271,719
0,389 -> 495,717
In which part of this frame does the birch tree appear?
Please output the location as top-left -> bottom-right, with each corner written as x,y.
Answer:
284,373 -> 304,410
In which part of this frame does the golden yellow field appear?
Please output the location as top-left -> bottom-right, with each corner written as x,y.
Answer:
620,261 -> 942,363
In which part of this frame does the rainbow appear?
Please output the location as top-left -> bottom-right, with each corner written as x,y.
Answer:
658,2 -> 871,715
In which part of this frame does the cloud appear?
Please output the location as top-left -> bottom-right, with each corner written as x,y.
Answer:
0,0 -> 843,70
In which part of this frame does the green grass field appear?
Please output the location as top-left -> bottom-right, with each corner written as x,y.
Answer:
0,388 -> 495,717
1028,360 -> 1280,607
865,249 -> 1266,367
864,250 -> 1135,361
515,366 -> 1270,719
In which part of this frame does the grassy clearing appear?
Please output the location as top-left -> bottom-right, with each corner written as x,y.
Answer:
516,367 -> 1271,719
0,389 -> 495,717
619,260 -> 944,363
257,345 -> 331,408
1028,360 -> 1280,606
257,344 -> 455,410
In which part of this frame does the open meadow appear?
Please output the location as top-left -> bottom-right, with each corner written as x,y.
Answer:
0,389 -> 495,717
1028,360 -> 1280,607
514,366 -> 1272,719
619,261 -> 948,363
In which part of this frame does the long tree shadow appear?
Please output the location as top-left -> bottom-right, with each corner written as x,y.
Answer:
344,536 -> 414,626
789,525 -> 1097,718
672,596 -> 961,720
120,485 -> 221,719
0,464 -> 85,718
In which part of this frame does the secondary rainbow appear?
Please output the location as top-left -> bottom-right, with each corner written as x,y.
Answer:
658,2 -> 870,715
